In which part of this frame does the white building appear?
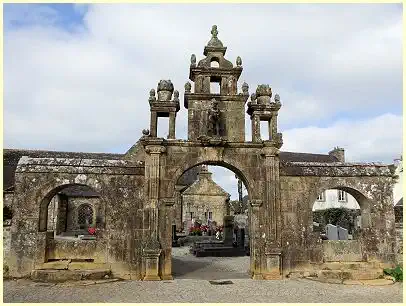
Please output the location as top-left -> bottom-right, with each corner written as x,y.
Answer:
312,189 -> 360,211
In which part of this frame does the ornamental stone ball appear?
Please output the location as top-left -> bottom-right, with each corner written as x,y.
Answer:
149,89 -> 156,102
185,81 -> 192,93
242,82 -> 249,94
191,54 -> 196,67
255,84 -> 272,105
236,56 -> 242,67
142,129 -> 150,136
157,80 -> 174,101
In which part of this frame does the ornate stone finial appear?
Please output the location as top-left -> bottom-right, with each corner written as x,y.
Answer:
236,56 -> 242,67
173,90 -> 179,102
142,129 -> 150,136
157,80 -> 174,101
211,25 -> 218,38
185,81 -> 192,93
149,89 -> 156,102
207,25 -> 223,47
242,82 -> 249,94
250,93 -> 256,103
274,93 -> 280,103
191,54 -> 196,67
255,84 -> 272,105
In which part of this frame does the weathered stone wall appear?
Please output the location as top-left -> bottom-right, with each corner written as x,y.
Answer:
279,162 -> 396,274
9,157 -> 146,280
3,192 -> 14,208
182,194 -> 227,225
3,224 -> 11,268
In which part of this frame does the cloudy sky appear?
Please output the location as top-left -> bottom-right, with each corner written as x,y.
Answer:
4,3 -> 403,199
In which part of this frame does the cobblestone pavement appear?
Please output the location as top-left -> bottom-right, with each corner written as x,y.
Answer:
3,247 -> 403,303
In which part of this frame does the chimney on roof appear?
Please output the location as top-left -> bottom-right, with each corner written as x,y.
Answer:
328,146 -> 345,162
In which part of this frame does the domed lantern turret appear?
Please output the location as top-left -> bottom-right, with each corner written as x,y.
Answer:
247,85 -> 282,147
148,79 -> 180,139
184,25 -> 249,142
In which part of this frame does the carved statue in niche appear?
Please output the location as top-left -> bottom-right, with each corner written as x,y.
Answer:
208,99 -> 221,137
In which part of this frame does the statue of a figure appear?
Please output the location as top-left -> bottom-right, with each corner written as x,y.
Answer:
208,99 -> 221,137
191,54 -> 196,67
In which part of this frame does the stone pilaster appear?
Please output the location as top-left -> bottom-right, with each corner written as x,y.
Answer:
249,199 -> 263,279
143,144 -> 166,281
159,198 -> 175,280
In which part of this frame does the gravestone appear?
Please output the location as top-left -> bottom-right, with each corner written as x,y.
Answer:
223,216 -> 234,246
326,224 -> 338,240
337,226 -> 348,240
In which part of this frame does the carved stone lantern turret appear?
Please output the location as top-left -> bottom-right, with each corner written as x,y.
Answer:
148,80 -> 180,139
184,25 -> 249,142
247,85 -> 282,147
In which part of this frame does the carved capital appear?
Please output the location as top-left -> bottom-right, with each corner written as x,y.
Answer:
262,146 -> 280,157
161,198 -> 175,206
145,145 -> 167,154
250,199 -> 263,207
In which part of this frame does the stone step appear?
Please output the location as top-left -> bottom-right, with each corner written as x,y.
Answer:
317,268 -> 383,280
31,269 -> 111,282
36,261 -> 110,271
317,261 -> 381,271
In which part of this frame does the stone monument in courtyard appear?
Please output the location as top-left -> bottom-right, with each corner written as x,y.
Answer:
3,25 -> 399,282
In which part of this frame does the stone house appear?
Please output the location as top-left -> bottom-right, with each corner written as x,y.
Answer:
181,165 -> 230,226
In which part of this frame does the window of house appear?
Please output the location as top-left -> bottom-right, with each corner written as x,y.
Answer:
78,204 -> 94,228
338,190 -> 347,202
204,212 -> 207,219
190,212 -> 194,219
208,212 -> 213,219
316,192 -> 325,201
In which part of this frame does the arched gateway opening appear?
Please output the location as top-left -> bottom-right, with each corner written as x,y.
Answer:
38,183 -> 103,263
168,162 -> 252,280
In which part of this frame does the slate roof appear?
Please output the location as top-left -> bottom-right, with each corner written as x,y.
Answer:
279,151 -> 339,163
3,149 -> 123,192
183,171 -> 230,197
3,148 -> 338,192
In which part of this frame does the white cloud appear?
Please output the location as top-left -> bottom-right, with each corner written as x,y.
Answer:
4,4 -> 402,192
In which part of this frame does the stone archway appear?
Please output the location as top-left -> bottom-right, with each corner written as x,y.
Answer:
160,159 -> 254,280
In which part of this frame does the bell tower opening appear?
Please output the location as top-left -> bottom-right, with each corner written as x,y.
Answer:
184,25 -> 250,142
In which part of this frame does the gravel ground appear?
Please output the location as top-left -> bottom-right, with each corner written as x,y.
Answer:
3,247 -> 403,303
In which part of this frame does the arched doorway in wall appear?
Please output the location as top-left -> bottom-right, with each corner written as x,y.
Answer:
39,184 -> 101,237
312,188 -> 361,241
170,163 -> 251,280
310,186 -> 372,262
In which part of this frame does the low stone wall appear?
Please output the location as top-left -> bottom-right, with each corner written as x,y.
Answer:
46,238 -> 107,263
323,240 -> 363,262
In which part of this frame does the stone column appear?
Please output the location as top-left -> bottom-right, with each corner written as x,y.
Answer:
268,120 -> 272,141
251,114 -> 261,142
150,112 -> 158,137
168,112 -> 176,139
270,112 -> 278,141
143,144 -> 166,280
262,146 -> 282,279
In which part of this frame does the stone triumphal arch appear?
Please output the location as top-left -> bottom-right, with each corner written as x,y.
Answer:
5,26 -> 398,281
